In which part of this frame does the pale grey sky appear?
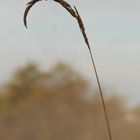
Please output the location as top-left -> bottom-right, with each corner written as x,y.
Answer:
0,0 -> 140,106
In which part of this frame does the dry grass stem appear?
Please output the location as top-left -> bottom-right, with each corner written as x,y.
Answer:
23,1 -> 113,140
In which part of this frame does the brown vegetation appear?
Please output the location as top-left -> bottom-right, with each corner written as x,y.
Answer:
0,63 -> 140,140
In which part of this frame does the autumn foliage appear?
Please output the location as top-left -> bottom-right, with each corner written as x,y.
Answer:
0,63 -> 140,140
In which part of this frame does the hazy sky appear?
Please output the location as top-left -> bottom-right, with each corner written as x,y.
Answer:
0,0 -> 140,106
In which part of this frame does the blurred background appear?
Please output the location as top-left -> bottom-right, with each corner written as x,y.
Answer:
0,0 -> 140,139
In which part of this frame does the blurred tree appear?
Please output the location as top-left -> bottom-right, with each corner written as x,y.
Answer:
3,63 -> 42,104
0,62 -> 140,140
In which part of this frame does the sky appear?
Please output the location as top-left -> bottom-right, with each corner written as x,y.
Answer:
0,0 -> 140,106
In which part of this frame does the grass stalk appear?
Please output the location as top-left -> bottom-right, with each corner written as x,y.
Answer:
23,1 -> 113,140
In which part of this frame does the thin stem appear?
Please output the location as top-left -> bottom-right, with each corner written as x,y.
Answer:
73,6 -> 113,140
88,47 -> 113,140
